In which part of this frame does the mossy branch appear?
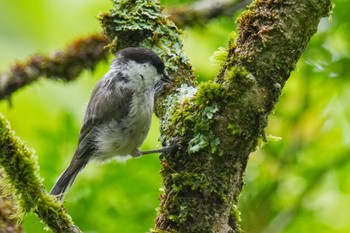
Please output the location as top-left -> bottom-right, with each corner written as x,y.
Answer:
139,0 -> 330,232
0,34 -> 109,101
0,1 -> 249,232
0,169 -> 23,233
0,0 -> 247,102
0,113 -> 81,233
167,0 -> 250,28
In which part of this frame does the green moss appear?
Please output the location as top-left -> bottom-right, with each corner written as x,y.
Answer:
161,84 -> 198,141
210,47 -> 228,67
195,82 -> 226,105
173,172 -> 213,192
153,0 -> 333,231
0,113 -> 77,232
158,78 -> 255,230
230,204 -> 243,233
99,0 -> 191,74
225,66 -> 252,85
150,229 -> 175,233
256,134 -> 282,150
0,113 -> 41,216
227,123 -> 239,135
219,65 -> 266,140
161,82 -> 226,155
161,64 -> 262,157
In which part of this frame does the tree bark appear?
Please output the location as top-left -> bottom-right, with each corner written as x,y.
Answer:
151,0 -> 332,232
0,170 -> 23,233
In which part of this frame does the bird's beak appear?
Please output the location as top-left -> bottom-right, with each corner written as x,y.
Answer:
161,73 -> 171,83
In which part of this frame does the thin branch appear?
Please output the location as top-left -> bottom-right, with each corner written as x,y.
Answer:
0,34 -> 108,101
0,0 -> 247,102
0,114 -> 81,233
167,0 -> 250,28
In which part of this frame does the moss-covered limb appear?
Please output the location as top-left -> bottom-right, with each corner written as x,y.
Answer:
152,0 -> 331,232
154,81 -> 252,233
0,169 -> 23,233
0,1 -> 244,103
217,0 -> 333,202
0,34 -> 108,101
0,114 -> 81,233
221,0 -> 332,114
167,0 -> 249,28
218,0 -> 332,230
99,0 -> 196,107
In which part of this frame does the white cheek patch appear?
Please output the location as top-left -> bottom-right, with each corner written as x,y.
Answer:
121,60 -> 162,88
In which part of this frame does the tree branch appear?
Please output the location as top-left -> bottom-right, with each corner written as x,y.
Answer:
0,34 -> 108,101
0,0 -> 246,102
167,0 -> 250,28
98,0 -> 197,118
151,0 -> 332,232
0,114 -> 81,233
0,170 -> 23,233
0,0 -> 195,231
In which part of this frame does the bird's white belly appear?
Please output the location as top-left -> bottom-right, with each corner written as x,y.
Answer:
94,92 -> 153,162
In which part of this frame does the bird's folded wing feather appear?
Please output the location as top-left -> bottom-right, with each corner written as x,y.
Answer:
74,73 -> 133,159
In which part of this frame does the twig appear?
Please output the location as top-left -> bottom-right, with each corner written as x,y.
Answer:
0,34 -> 108,100
0,0 -> 248,101
167,0 -> 250,28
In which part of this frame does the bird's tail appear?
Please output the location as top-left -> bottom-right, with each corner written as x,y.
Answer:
50,161 -> 86,201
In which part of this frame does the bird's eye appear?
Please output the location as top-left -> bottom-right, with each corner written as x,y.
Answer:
140,75 -> 144,80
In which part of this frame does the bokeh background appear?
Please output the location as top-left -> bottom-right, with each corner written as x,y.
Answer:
0,0 -> 349,232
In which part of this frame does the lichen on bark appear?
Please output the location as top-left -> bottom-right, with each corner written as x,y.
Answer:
150,0 -> 332,232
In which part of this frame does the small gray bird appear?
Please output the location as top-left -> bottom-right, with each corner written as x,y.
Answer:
50,47 -> 170,201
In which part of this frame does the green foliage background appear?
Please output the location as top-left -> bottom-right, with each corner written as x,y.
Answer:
0,0 -> 349,232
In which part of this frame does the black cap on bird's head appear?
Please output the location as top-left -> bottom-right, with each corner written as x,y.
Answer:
117,47 -> 170,82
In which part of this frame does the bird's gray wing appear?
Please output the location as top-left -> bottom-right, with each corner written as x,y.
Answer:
74,72 -> 133,159
50,72 -> 133,199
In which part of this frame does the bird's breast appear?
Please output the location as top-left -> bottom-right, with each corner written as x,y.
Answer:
127,91 -> 154,139
94,91 -> 154,161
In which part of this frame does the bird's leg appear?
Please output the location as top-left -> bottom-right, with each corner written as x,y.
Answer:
140,140 -> 179,155
140,148 -> 167,155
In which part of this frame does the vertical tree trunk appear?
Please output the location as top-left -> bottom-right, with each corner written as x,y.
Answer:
152,0 -> 332,232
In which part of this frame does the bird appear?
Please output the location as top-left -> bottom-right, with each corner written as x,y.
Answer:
50,47 -> 170,201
